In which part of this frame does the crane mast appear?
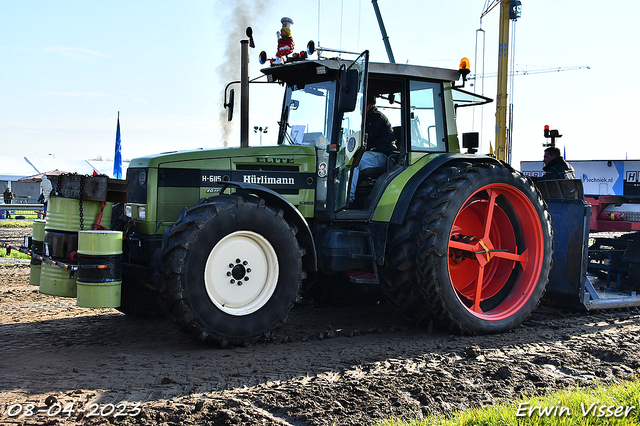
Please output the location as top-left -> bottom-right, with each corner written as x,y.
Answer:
371,0 -> 396,63
495,0 -> 512,162
480,0 -> 520,162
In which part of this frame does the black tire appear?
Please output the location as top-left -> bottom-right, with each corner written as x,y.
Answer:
157,195 -> 305,347
418,162 -> 553,334
380,177 -> 442,327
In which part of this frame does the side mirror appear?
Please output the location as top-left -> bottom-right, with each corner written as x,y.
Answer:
246,27 -> 255,48
338,69 -> 359,112
225,89 -> 235,122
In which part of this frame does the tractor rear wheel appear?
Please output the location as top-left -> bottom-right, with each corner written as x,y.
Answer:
419,162 -> 553,334
381,179 -> 437,327
158,195 -> 305,347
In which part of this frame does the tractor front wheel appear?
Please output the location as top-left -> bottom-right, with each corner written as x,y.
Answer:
158,195 -> 305,347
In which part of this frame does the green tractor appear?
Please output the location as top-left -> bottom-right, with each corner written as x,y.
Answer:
120,46 -> 553,347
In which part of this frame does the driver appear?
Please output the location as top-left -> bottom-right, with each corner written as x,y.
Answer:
349,95 -> 396,203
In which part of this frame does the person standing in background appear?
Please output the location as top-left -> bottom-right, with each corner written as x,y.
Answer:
3,187 -> 14,219
40,175 -> 53,213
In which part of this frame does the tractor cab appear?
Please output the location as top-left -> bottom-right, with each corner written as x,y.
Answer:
261,53 -> 490,213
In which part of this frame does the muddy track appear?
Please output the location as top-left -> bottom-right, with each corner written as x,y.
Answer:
1,227 -> 640,425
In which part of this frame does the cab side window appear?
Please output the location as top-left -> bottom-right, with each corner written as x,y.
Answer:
409,80 -> 445,152
374,92 -> 402,148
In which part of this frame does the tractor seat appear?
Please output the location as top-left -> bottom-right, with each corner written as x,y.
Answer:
356,151 -> 400,193
358,151 -> 400,180
352,152 -> 400,209
358,165 -> 386,181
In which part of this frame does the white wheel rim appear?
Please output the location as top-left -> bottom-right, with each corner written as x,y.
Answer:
204,230 -> 279,316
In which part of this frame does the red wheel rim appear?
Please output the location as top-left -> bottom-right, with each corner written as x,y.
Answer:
448,184 -> 544,320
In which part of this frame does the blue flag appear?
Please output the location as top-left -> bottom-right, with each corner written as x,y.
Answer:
113,112 -> 122,179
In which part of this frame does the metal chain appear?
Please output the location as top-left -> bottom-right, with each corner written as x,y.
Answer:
55,174 -> 61,197
79,176 -> 84,231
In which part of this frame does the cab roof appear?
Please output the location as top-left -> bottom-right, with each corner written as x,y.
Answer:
261,59 -> 461,87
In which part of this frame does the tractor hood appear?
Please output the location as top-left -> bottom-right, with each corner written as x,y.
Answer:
128,145 -> 316,169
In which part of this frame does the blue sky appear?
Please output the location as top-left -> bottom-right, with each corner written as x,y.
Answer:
1,0 -> 638,169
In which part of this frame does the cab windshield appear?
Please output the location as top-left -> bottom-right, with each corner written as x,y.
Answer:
280,81 -> 336,147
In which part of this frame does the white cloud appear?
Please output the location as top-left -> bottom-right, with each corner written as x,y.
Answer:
43,92 -> 114,98
44,46 -> 108,60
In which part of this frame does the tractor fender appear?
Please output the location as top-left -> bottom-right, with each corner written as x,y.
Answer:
388,154 -> 504,225
221,181 -> 317,272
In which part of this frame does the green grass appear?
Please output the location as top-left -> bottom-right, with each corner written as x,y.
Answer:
0,220 -> 35,227
379,379 -> 640,426
0,247 -> 30,260
1,207 -> 42,222
1,220 -> 34,258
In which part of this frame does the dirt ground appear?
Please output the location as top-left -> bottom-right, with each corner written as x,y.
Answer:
1,227 -> 640,426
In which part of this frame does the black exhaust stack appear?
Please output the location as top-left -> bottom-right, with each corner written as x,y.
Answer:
240,39 -> 249,148
240,27 -> 255,148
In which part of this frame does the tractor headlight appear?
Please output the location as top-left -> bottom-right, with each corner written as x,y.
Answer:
125,205 -> 132,217
138,169 -> 147,186
138,206 -> 146,220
